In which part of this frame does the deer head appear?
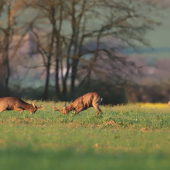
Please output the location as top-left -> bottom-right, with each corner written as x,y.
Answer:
31,102 -> 43,113
53,103 -> 69,115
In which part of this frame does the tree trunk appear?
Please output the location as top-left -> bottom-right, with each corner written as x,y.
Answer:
62,77 -> 67,96
55,37 -> 60,96
43,64 -> 50,100
43,27 -> 55,100
4,1 -> 11,96
4,36 -> 10,93
71,58 -> 79,92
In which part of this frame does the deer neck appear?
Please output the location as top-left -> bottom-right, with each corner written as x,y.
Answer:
66,104 -> 74,111
22,102 -> 33,110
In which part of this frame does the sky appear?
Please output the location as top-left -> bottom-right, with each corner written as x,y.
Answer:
133,5 -> 170,59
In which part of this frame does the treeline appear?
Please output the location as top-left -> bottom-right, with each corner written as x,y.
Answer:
0,0 -> 164,104
127,81 -> 170,103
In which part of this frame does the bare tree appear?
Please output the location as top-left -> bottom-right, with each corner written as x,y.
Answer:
0,0 -> 26,95
25,0 -> 67,100
28,0 -> 161,100
60,0 -> 160,95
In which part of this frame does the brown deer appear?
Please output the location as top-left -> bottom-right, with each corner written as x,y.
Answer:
168,101 -> 170,107
53,92 -> 103,115
0,97 -> 43,114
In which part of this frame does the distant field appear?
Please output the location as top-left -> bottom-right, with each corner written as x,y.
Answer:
0,101 -> 170,170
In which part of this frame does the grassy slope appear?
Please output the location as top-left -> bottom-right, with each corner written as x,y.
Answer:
0,101 -> 170,170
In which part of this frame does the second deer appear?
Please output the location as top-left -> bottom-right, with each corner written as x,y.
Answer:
0,97 -> 43,114
53,92 -> 103,115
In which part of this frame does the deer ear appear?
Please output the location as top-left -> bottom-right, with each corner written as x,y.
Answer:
32,102 -> 35,108
63,103 -> 66,109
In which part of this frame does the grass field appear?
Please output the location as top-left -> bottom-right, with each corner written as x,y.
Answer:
0,101 -> 170,170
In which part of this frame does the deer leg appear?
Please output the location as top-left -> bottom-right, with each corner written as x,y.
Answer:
93,104 -> 102,115
75,107 -> 84,116
14,107 -> 24,114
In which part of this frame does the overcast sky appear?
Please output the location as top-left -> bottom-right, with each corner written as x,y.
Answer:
139,1 -> 170,58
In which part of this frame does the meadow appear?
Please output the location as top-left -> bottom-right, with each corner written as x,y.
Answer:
0,101 -> 170,170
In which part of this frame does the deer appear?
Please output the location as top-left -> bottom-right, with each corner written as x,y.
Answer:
0,97 -> 43,114
168,101 -> 170,108
53,92 -> 103,115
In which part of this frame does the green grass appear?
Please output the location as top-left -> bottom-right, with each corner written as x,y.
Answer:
0,101 -> 170,169
1,148 -> 170,170
0,101 -> 170,129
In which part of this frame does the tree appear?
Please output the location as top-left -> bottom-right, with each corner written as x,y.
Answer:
25,0 -> 67,100
0,0 -> 27,95
28,0 -> 161,100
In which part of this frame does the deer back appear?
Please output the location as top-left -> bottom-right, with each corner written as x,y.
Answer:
0,97 -> 26,110
72,92 -> 101,108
